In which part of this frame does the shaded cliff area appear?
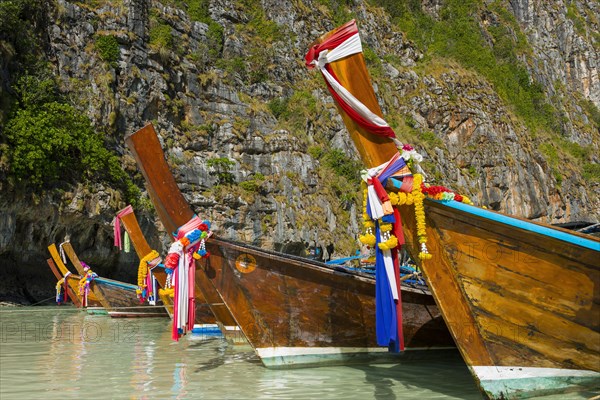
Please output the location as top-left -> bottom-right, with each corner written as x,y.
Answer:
0,0 -> 598,303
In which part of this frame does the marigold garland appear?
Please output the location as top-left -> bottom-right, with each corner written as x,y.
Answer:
56,278 -> 65,303
358,184 -> 400,251
412,174 -> 433,260
159,288 -> 175,298
137,250 -> 160,297
78,269 -> 97,295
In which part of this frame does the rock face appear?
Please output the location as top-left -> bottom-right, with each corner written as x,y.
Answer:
0,0 -> 598,303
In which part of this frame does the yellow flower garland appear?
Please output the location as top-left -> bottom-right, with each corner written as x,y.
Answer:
137,250 -> 160,295
159,288 -> 175,298
358,185 -> 400,251
78,271 -> 94,295
412,174 -> 432,260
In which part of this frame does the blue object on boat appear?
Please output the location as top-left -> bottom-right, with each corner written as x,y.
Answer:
191,324 -> 223,337
325,255 -> 362,265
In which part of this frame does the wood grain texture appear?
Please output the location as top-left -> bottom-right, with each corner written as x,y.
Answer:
425,201 -> 600,372
203,237 -> 453,350
314,20 -> 600,382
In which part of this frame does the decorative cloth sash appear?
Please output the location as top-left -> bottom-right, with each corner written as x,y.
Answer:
113,205 -> 134,250
361,152 -> 411,352
305,20 -> 396,138
171,216 -> 207,341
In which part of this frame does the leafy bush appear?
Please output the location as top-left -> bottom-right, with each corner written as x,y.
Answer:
323,149 -> 362,184
583,163 -> 600,183
268,97 -> 289,119
4,75 -> 140,205
95,35 -> 120,65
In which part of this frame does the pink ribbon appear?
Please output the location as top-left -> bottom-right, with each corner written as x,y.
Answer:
113,205 -> 133,250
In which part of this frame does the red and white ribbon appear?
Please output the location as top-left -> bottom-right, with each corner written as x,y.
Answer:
305,20 -> 396,138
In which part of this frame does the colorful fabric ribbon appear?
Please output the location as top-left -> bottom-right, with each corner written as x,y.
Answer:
171,216 -> 212,341
305,20 -> 396,138
113,205 -> 133,250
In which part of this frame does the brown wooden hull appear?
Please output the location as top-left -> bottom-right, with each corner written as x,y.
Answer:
60,242 -> 168,318
126,123 -> 455,365
92,277 -> 169,318
203,236 -> 454,366
313,20 -> 600,398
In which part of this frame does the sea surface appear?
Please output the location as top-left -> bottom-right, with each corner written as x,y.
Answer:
0,306 -> 595,400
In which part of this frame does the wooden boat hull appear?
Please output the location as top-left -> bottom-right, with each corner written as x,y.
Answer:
126,123 -> 455,366
311,20 -> 600,397
93,277 -> 169,318
405,200 -> 600,398
203,236 -> 454,367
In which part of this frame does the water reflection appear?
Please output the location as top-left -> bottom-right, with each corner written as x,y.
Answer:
0,307 -> 594,400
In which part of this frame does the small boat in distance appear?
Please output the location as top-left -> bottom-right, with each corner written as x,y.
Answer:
47,257 -> 81,308
307,19 -> 600,399
47,243 -> 103,313
50,242 -> 168,318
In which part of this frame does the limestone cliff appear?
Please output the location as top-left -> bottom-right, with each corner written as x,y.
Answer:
0,0 -> 598,303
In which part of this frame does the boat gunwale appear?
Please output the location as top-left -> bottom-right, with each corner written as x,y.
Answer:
427,199 -> 600,253
211,236 -> 432,296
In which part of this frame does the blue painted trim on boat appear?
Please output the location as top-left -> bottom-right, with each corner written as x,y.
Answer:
433,200 -> 600,251
326,255 -> 362,265
95,277 -> 137,291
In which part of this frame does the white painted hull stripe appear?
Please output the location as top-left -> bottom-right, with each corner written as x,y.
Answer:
256,346 -> 455,358
473,366 -> 600,380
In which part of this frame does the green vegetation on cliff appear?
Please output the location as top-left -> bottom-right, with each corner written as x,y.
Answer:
0,1 -> 141,206
372,0 -> 557,133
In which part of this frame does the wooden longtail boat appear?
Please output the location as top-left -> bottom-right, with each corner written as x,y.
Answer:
115,205 -> 217,323
126,123 -> 455,367
58,241 -> 168,318
122,135 -> 242,342
47,243 -> 104,312
46,257 -> 81,307
308,20 -> 600,398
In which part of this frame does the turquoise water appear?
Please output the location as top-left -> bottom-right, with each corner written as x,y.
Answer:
0,307 -> 594,399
